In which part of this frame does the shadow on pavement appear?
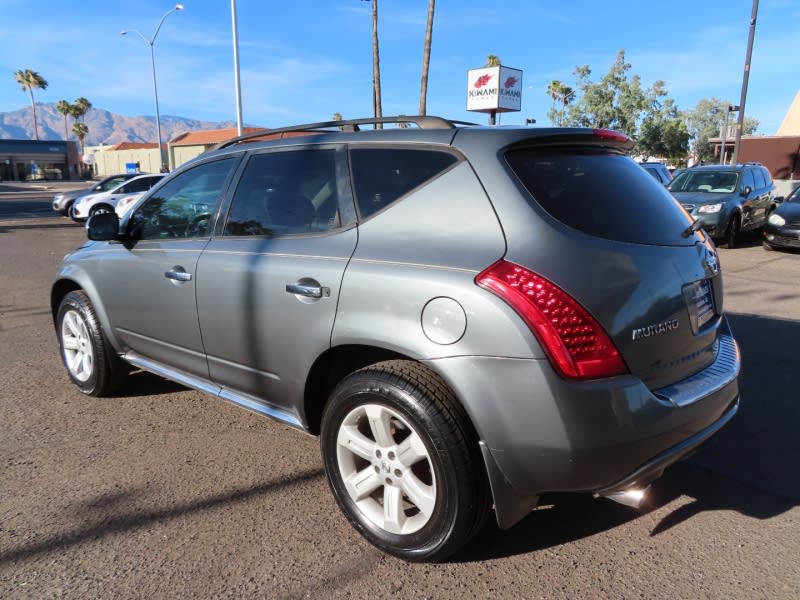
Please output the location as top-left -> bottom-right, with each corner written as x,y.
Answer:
0,468 -> 325,565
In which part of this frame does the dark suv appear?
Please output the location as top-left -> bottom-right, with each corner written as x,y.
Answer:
52,116 -> 740,562
668,163 -> 776,248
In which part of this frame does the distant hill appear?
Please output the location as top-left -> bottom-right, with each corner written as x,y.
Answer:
0,103 -> 240,145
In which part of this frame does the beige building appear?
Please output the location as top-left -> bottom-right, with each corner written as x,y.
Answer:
777,90 -> 800,136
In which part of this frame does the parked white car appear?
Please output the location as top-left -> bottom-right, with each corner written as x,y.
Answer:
71,174 -> 165,221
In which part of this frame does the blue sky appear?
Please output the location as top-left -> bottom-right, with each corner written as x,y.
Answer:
1,0 -> 798,135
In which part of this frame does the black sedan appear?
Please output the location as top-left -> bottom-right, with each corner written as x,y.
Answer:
764,185 -> 800,251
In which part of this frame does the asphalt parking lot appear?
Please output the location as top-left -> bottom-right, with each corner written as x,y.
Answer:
1,194 -> 798,599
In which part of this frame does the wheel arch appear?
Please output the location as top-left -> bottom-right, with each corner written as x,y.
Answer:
303,344 -> 406,435
51,276 -> 123,354
90,203 -> 115,215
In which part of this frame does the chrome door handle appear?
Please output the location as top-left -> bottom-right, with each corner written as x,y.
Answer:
165,269 -> 192,282
286,283 -> 330,298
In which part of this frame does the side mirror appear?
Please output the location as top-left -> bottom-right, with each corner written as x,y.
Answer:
774,195 -> 785,204
740,186 -> 752,197
87,211 -> 121,241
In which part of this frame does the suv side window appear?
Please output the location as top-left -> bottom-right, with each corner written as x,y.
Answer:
224,149 -> 339,236
129,157 -> 236,240
752,167 -> 766,190
99,176 -> 129,191
740,169 -> 756,193
761,167 -> 773,186
350,148 -> 458,219
122,177 -> 157,194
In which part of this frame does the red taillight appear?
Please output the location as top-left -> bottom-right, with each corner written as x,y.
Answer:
476,260 -> 627,380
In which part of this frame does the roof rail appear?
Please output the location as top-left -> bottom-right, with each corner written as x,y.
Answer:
209,115 -> 476,151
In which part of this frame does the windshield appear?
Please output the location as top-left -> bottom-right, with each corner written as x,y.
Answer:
505,149 -> 695,246
785,186 -> 800,203
668,170 -> 739,193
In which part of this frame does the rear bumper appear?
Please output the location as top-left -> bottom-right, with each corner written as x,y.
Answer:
425,319 -> 740,528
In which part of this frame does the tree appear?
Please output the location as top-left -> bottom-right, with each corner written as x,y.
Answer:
637,98 -> 690,162
566,51 -> 648,132
13,69 -> 48,140
56,100 -> 73,141
485,54 -> 501,67
418,0 -> 435,116
72,122 -> 88,155
684,98 -> 759,164
71,97 -> 92,122
546,80 -> 574,126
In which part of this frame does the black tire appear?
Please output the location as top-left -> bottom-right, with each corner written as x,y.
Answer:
56,290 -> 128,396
723,214 -> 740,249
320,360 -> 490,562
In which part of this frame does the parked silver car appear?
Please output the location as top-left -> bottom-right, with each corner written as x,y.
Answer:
52,116 -> 740,562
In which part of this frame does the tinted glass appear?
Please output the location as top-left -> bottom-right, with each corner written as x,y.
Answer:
350,148 -> 458,219
130,158 -> 236,240
505,149 -> 693,245
752,167 -> 766,189
741,169 -> 755,192
99,176 -> 129,191
669,170 -> 739,193
122,177 -> 157,193
224,149 -> 339,236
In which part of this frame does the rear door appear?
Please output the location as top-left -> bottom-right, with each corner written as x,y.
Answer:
196,146 -> 357,416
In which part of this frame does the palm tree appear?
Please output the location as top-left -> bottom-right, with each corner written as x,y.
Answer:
547,80 -> 563,114
13,69 -> 48,140
418,0 -> 435,116
72,97 -> 92,121
558,85 -> 575,126
546,81 -> 575,126
369,0 -> 383,128
56,100 -> 73,140
72,122 -> 89,155
485,54 -> 501,67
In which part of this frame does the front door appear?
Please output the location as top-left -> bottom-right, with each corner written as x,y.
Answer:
99,156 -> 240,377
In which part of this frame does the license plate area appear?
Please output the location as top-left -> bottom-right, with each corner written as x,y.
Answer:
684,278 -> 717,334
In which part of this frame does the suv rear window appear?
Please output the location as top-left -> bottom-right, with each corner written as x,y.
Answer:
505,149 -> 694,245
350,148 -> 458,219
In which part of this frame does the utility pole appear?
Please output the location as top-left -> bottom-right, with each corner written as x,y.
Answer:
731,0 -> 758,165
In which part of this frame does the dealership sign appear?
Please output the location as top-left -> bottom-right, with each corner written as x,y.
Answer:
466,65 -> 523,113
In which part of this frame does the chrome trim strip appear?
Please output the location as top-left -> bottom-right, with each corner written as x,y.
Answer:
123,352 -> 304,430
218,388 -> 304,429
653,333 -> 740,407
124,353 -> 221,396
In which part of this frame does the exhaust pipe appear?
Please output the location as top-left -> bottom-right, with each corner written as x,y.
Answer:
596,485 -> 650,509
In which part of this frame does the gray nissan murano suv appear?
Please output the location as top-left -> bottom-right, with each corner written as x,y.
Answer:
52,116 -> 740,562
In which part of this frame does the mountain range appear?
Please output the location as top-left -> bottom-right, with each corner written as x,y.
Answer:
0,103 -> 239,146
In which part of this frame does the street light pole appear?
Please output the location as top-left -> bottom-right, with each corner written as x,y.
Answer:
731,0 -> 758,166
122,3 -> 184,172
231,0 -> 244,136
